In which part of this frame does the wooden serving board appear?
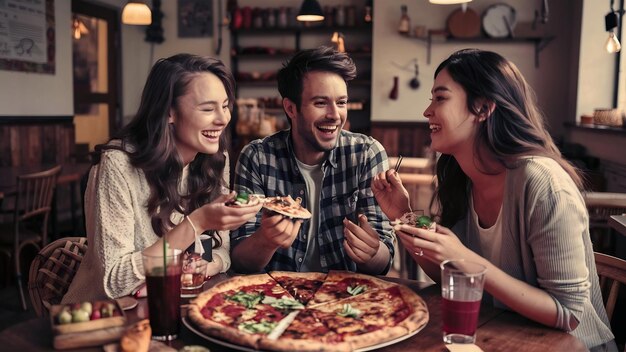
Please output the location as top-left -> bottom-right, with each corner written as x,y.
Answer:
50,300 -> 126,334
53,325 -> 126,350
49,300 -> 127,349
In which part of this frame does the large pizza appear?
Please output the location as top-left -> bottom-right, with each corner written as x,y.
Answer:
187,271 -> 429,351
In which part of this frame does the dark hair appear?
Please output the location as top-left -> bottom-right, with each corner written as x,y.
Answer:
432,49 -> 584,227
93,53 -> 235,236
277,46 -> 356,110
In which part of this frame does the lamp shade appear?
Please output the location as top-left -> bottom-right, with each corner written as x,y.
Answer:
122,1 -> 152,25
429,0 -> 472,4
297,0 -> 324,22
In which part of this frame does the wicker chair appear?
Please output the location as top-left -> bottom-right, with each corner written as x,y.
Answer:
583,192 -> 626,255
28,237 -> 88,317
0,165 -> 62,310
594,252 -> 626,352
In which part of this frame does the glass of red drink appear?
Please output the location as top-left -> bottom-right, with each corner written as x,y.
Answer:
440,259 -> 487,344
142,249 -> 183,341
180,251 -> 207,298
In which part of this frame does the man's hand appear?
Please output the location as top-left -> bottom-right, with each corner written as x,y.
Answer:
257,210 -> 303,249
343,214 -> 380,264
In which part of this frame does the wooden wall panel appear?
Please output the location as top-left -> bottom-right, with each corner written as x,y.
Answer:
0,116 -> 75,167
370,121 -> 431,158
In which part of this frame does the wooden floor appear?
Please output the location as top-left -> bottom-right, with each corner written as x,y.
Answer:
0,282 -> 37,332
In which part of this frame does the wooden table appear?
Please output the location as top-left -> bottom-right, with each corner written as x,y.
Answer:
0,274 -> 586,351
609,214 -> 626,237
0,163 -> 91,236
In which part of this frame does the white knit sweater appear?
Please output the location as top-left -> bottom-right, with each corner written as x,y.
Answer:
63,147 -> 231,302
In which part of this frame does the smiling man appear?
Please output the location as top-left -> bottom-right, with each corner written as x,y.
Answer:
231,46 -> 395,275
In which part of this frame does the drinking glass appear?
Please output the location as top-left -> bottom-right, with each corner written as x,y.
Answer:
180,251 -> 207,298
142,249 -> 183,341
440,259 -> 487,344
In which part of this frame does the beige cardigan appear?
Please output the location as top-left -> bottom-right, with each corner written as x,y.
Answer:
63,147 -> 230,302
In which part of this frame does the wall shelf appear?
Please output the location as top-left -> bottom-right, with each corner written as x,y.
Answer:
403,33 -> 555,68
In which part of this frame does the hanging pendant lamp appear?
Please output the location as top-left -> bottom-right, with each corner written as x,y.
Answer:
122,1 -> 152,25
429,0 -> 472,4
297,0 -> 325,22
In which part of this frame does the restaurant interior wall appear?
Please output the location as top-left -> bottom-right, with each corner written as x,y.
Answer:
95,0 -> 230,125
567,0 -> 626,172
371,0 -> 580,141
0,0 -> 623,167
0,1 -> 73,116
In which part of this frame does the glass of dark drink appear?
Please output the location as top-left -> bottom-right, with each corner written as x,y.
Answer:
440,259 -> 487,344
142,249 -> 183,341
180,251 -> 207,298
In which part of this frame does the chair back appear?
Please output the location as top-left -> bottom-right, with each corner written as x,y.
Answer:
28,237 -> 88,317
594,252 -> 626,320
583,192 -> 626,254
12,165 -> 61,246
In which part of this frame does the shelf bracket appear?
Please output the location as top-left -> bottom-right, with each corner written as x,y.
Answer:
534,36 -> 554,68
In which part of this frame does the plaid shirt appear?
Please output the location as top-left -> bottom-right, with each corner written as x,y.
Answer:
231,129 -> 395,274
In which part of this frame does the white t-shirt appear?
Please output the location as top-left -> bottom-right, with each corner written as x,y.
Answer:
295,159 -> 324,272
470,193 -> 503,267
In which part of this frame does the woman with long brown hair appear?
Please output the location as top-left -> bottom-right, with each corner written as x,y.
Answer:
63,54 -> 261,302
373,49 -> 615,351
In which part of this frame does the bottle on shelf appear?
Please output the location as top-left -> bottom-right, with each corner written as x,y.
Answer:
398,5 -> 410,34
364,5 -> 372,23
364,0 -> 373,23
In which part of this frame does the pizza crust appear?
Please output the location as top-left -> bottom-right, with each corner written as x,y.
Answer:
259,334 -> 352,352
396,285 -> 429,333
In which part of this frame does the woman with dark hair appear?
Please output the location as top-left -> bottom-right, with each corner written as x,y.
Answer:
372,49 -> 615,350
63,54 -> 261,302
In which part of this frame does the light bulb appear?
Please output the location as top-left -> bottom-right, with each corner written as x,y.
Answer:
606,31 -> 621,53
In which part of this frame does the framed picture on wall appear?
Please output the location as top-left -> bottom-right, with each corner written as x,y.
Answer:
178,0 -> 213,38
0,0 -> 55,74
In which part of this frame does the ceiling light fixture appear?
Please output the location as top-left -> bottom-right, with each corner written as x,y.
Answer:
297,0 -> 324,22
605,0 -> 622,53
429,0 -> 472,4
122,1 -> 152,25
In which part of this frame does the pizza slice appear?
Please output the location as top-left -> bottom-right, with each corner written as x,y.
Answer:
263,195 -> 312,219
225,191 -> 264,207
308,270 -> 397,307
258,309 -> 352,352
308,285 -> 429,350
188,274 -> 304,349
392,211 -> 436,231
268,271 -> 326,305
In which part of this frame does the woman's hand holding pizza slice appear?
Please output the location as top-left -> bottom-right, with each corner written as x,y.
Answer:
193,192 -> 263,231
